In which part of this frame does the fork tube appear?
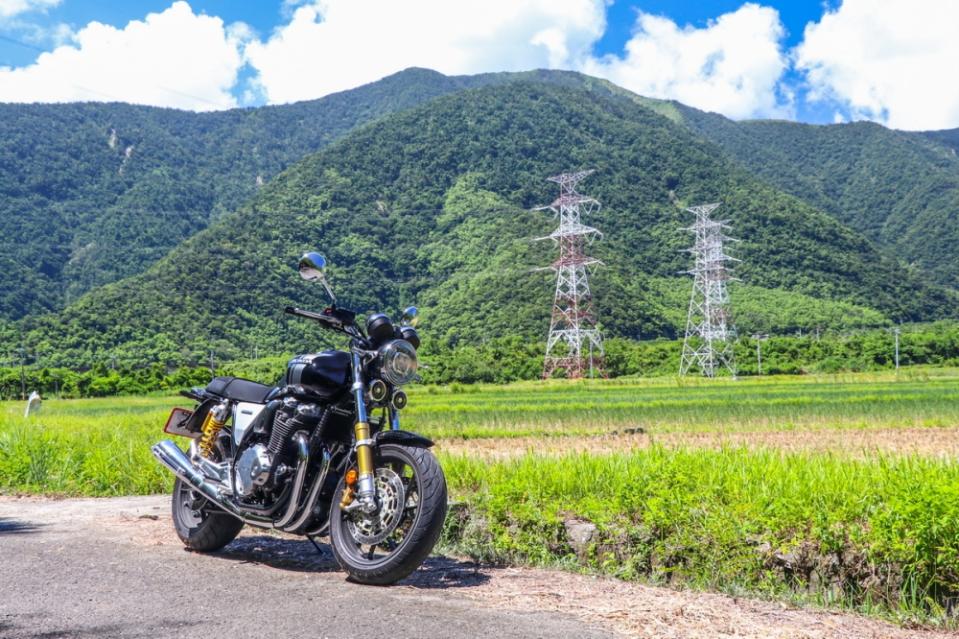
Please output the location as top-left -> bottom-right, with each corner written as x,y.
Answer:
351,350 -> 376,502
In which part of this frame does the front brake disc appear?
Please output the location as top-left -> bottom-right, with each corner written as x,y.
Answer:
346,467 -> 406,545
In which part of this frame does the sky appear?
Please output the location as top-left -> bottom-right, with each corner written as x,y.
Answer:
0,0 -> 957,131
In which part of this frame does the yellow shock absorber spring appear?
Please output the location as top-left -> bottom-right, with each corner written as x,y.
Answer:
198,402 -> 228,458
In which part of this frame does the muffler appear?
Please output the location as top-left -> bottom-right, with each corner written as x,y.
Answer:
151,440 -> 270,526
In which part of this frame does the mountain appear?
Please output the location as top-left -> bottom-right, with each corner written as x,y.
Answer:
0,68 -> 490,320
14,80 -> 954,368
0,66 -> 651,322
923,128 -> 959,156
674,105 -> 959,289
6,65 -> 959,323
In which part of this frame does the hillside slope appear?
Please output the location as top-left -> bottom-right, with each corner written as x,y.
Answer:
0,66 -> 643,321
0,68 -> 478,319
7,65 -> 958,326
676,106 -> 959,288
16,82 -> 954,367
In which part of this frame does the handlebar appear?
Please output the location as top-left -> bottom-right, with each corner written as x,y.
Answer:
284,306 -> 342,328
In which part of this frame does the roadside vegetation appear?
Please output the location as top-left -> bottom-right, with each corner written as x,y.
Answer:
6,321 -> 959,399
1,370 -> 958,626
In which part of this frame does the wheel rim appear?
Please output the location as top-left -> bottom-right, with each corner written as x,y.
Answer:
335,451 -> 422,567
175,480 -> 209,528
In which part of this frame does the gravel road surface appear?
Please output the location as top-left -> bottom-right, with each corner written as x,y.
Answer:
0,496 -> 952,639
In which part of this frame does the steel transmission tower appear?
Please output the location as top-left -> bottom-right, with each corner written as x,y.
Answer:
679,203 -> 739,377
533,170 -> 605,379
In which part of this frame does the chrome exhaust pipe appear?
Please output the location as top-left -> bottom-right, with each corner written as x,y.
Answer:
273,433 -> 310,529
151,440 -> 270,527
282,447 -> 331,533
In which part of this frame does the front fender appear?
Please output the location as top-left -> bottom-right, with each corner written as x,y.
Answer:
374,430 -> 434,449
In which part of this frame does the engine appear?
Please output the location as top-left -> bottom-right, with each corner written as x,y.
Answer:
234,399 -> 322,499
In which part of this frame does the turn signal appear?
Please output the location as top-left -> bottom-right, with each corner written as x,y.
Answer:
345,469 -> 358,486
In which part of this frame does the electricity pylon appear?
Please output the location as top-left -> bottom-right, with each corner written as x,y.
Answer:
533,170 -> 605,379
679,203 -> 739,377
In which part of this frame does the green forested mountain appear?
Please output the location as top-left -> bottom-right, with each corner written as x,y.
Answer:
923,128 -> 959,156
0,67 -> 498,320
0,66 -> 653,322
12,81 -> 955,368
675,105 -> 959,288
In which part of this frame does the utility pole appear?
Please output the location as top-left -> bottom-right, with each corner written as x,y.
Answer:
894,326 -> 901,372
18,347 -> 26,400
532,170 -> 605,379
679,203 -> 739,378
752,333 -> 768,375
208,349 -> 216,376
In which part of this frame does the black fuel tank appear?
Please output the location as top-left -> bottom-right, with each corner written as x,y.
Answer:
285,350 -> 351,396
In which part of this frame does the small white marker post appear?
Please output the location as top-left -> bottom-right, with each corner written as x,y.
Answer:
24,390 -> 42,418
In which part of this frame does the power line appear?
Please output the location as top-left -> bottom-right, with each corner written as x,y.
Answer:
0,32 -> 231,109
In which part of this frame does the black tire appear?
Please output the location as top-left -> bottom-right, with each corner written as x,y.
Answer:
171,477 -> 244,552
329,444 -> 447,585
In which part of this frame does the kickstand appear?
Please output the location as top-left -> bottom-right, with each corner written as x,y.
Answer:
306,534 -> 324,556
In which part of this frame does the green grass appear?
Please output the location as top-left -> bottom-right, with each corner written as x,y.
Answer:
2,369 -> 959,494
404,367 -> 959,439
0,395 -> 175,495
442,447 -> 959,626
2,370 -> 959,624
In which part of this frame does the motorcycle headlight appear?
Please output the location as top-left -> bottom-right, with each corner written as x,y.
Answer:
378,339 -> 418,386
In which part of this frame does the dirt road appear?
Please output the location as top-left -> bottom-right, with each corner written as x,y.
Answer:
0,496 -> 952,639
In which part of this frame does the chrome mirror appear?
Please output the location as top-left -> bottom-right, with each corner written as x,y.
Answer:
298,252 -> 327,281
401,305 -> 419,326
298,252 -> 336,303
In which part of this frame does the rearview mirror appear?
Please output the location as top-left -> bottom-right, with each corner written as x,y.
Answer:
298,252 -> 327,281
298,251 -> 336,303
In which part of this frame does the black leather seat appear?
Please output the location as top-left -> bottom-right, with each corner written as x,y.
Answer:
206,376 -> 274,404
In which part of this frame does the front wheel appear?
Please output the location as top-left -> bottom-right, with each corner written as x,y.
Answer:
329,444 -> 448,585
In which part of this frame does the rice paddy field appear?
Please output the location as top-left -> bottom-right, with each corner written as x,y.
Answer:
2,367 -> 959,626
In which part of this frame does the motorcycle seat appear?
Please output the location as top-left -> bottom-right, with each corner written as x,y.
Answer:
206,376 -> 274,404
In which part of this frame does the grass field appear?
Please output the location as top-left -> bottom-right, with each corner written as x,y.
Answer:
1,368 -> 958,625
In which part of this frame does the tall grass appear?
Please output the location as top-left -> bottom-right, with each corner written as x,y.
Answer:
442,447 -> 959,626
0,396 -> 174,495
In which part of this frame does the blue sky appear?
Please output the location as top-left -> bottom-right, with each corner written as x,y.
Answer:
0,1 -> 956,130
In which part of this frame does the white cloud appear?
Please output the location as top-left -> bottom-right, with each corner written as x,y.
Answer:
245,0 -> 606,104
0,0 -> 59,19
795,0 -> 959,130
11,0 -> 957,130
0,1 -> 247,111
581,3 -> 789,119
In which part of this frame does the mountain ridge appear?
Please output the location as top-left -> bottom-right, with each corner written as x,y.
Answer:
9,79 -> 954,367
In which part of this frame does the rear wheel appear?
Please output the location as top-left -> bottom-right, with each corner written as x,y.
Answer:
171,478 -> 244,552
329,444 -> 447,585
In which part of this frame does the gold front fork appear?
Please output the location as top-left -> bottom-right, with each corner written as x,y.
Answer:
354,421 -> 374,477
348,350 -> 377,511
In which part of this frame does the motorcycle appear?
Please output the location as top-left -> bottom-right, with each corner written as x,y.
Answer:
152,251 -> 448,585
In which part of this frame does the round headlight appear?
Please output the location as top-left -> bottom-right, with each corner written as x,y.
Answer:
378,339 -> 418,386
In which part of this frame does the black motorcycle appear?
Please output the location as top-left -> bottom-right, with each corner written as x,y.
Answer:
152,251 -> 447,585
